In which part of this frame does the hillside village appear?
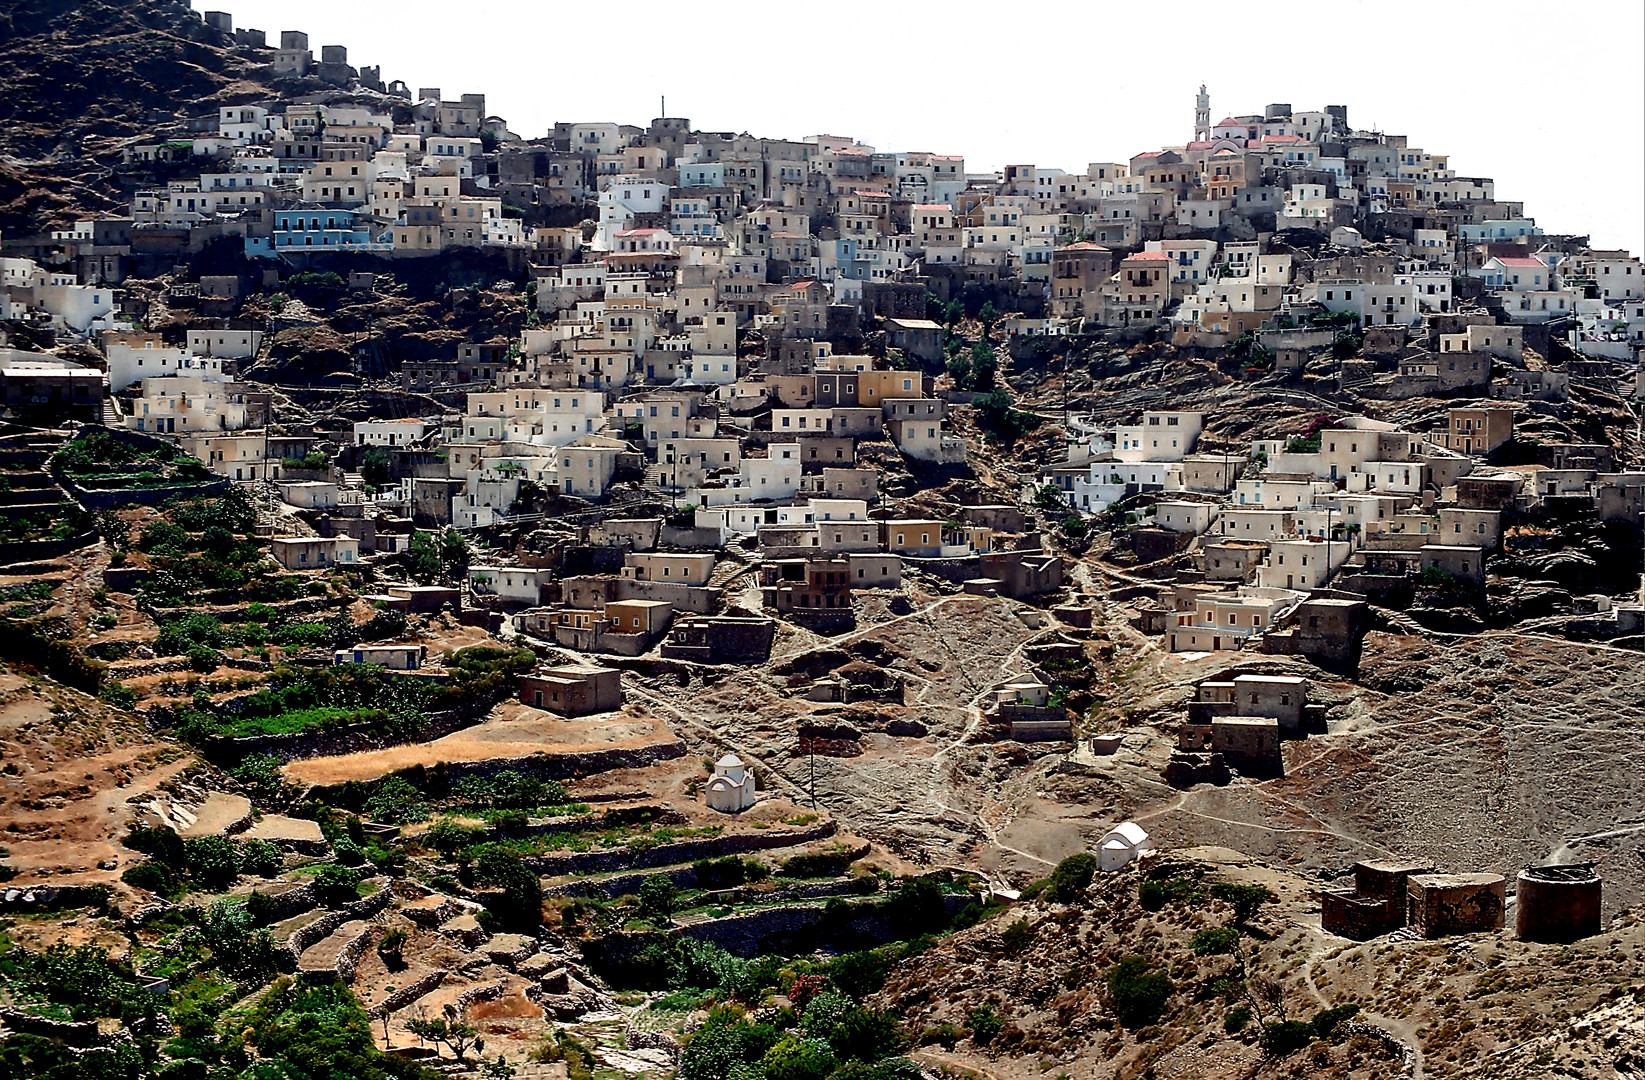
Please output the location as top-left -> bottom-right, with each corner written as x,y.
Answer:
0,4 -> 1641,1080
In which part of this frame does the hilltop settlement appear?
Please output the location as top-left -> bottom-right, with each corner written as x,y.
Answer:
0,5 -> 1641,1080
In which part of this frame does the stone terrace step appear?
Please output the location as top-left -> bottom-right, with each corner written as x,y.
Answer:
297,919 -> 371,977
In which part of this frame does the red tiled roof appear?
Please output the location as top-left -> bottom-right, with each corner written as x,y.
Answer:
1125,252 -> 1170,262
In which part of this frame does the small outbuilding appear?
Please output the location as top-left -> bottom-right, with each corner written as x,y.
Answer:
1097,821 -> 1155,871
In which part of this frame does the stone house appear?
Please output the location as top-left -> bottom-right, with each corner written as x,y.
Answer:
519,666 -> 622,716
1407,874 -> 1506,938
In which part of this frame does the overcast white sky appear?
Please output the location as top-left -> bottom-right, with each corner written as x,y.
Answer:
222,0 -> 1644,253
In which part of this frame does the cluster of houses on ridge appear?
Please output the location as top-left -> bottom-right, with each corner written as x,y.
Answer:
1040,404 -> 1643,669
1,33 -> 1640,438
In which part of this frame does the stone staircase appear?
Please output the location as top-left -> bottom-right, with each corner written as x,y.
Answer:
1370,604 -> 1429,636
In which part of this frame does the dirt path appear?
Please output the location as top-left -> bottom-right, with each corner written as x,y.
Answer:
1302,944 -> 1423,1079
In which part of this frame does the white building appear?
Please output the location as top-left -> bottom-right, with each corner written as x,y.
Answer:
1097,822 -> 1155,871
705,754 -> 757,813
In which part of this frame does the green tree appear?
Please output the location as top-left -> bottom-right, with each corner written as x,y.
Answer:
406,1005 -> 484,1063
969,340 -> 997,388
472,844 -> 543,929
424,818 -> 487,860
439,528 -> 470,577
408,532 -> 440,584
978,301 -> 999,333
637,875 -> 680,926
202,897 -> 277,982
360,446 -> 391,489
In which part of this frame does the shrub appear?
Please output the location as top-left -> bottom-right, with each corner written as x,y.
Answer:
1311,1003 -> 1360,1039
1138,875 -> 1203,911
1107,957 -> 1173,1029
425,818 -> 488,859
761,1035 -> 838,1080
472,844 -> 543,929
1262,1019 -> 1315,1056
231,753 -> 286,800
827,1007 -> 904,1062
967,1005 -> 1004,1046
313,863 -> 362,906
98,683 -> 137,709
1191,926 -> 1241,956
1001,918 -> 1034,954
184,835 -> 240,890
377,927 -> 408,970
779,850 -> 856,878
246,889 -> 279,925
1045,852 -> 1096,904
124,825 -> 186,870
667,937 -> 746,992
1210,882 -> 1274,924
693,855 -> 748,890
239,839 -> 283,877
919,1023 -> 960,1050
829,949 -> 895,1001
883,877 -> 947,940
363,775 -> 426,824
120,861 -> 176,896
788,972 -> 830,1012
202,897 -> 277,982
1224,1006 -> 1251,1033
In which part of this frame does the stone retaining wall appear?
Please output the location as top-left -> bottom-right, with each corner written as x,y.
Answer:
0,530 -> 98,566
64,479 -> 230,512
624,1026 -> 681,1064
332,922 -> 375,980
523,820 -> 836,877
546,858 -> 870,904
0,1007 -> 104,1047
366,969 -> 447,1019
253,880 -> 317,923
279,886 -> 393,968
454,980 -> 508,1013
209,698 -> 496,763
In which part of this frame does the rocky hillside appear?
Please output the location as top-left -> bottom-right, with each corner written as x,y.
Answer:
0,0 -> 263,234
873,846 -> 1645,1080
